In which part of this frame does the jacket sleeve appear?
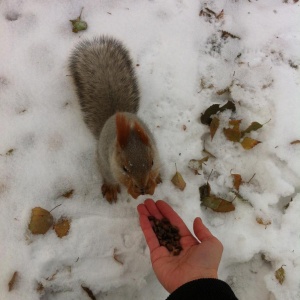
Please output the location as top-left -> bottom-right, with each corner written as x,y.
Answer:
166,278 -> 238,300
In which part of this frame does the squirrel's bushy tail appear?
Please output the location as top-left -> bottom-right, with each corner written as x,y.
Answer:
69,36 -> 139,137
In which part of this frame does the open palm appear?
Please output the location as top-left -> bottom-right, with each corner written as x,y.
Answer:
137,199 -> 223,293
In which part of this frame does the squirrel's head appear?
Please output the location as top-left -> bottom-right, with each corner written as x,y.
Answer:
111,113 -> 160,199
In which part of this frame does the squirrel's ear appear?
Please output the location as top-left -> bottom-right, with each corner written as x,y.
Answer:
134,121 -> 150,146
116,113 -> 130,148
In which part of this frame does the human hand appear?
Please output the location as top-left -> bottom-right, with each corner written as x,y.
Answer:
137,199 -> 223,293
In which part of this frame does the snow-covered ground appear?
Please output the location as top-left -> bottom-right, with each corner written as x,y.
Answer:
1,0 -> 300,299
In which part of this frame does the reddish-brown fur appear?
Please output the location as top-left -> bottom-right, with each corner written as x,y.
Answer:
116,113 -> 131,148
134,121 -> 150,146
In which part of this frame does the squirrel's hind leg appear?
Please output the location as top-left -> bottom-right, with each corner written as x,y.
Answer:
101,183 -> 121,203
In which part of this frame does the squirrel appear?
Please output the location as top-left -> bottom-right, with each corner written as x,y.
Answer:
69,36 -> 161,203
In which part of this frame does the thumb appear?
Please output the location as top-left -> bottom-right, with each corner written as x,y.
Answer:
193,217 -> 215,242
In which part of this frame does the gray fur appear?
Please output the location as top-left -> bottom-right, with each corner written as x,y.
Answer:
69,36 -> 139,137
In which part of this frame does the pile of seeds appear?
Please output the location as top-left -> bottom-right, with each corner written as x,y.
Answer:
148,216 -> 182,256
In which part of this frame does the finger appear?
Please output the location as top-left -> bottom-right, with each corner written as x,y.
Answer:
139,214 -> 160,252
144,199 -> 164,219
137,203 -> 151,216
155,200 -> 193,237
193,217 -> 215,242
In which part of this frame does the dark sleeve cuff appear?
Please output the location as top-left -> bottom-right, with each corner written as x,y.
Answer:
166,278 -> 238,300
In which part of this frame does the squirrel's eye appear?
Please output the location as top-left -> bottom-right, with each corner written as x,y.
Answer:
123,166 -> 129,173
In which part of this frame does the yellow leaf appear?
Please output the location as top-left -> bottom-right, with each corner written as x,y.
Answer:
240,137 -> 261,150
223,127 -> 241,142
256,217 -> 271,226
28,207 -> 54,235
275,266 -> 285,285
171,171 -> 186,191
53,217 -> 71,238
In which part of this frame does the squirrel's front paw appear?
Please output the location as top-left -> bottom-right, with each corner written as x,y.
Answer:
101,183 -> 120,203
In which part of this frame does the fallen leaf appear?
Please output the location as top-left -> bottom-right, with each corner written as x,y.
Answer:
53,217 -> 71,238
216,87 -> 230,95
290,140 -> 300,145
200,104 -> 221,125
216,9 -> 224,19
8,271 -> 18,291
275,266 -> 285,285
36,282 -> 44,294
199,183 -> 211,199
220,101 -> 236,113
223,127 -> 241,142
241,121 -> 263,136
210,117 -> 220,140
201,195 -> 235,212
6,149 -> 15,156
28,207 -> 54,235
62,189 -> 74,198
200,101 -> 236,125
81,285 -> 96,300
188,157 -> 209,173
171,171 -> 186,191
232,174 -> 242,191
240,137 -> 261,150
70,8 -> 88,33
221,30 -> 240,40
256,217 -> 271,226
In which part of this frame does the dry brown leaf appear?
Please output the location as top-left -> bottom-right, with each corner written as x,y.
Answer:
62,189 -> 74,198
199,183 -> 211,199
216,87 -> 230,95
8,271 -> 18,291
171,171 -> 186,191
240,137 -> 261,150
6,149 -> 15,156
28,207 -> 54,235
53,217 -> 71,238
275,266 -> 285,285
81,285 -> 96,300
216,9 -> 224,19
201,195 -> 235,212
290,140 -> 300,145
36,282 -> 44,294
256,217 -> 271,227
200,101 -> 236,125
232,174 -> 242,191
210,117 -> 220,140
221,30 -> 240,40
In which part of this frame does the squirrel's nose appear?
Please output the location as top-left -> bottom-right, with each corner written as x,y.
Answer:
140,188 -> 145,195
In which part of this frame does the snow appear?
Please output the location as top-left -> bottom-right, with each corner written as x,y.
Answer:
1,0 -> 300,299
